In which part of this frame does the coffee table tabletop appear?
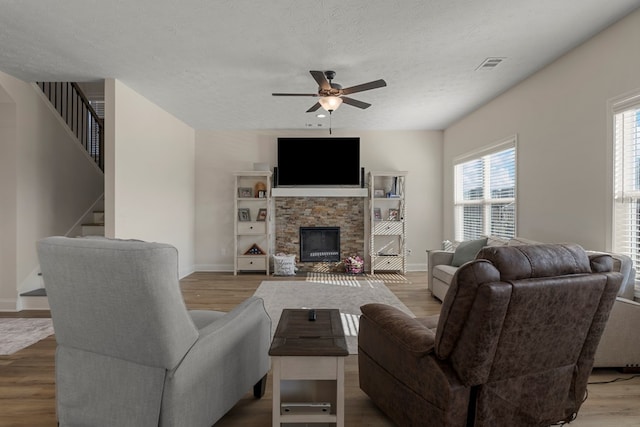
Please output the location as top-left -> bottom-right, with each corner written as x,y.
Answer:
269,308 -> 348,357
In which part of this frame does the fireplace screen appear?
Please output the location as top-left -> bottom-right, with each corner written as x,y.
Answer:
299,227 -> 340,262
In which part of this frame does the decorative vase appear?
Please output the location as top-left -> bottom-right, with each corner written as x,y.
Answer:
345,265 -> 363,274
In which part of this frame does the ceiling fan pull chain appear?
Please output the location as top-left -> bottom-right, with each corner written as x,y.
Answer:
329,111 -> 332,135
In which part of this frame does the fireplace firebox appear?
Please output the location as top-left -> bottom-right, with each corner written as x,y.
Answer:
299,227 -> 340,262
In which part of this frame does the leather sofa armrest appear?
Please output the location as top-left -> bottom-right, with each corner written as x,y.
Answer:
361,303 -> 435,357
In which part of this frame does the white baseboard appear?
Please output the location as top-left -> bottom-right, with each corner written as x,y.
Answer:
0,298 -> 18,312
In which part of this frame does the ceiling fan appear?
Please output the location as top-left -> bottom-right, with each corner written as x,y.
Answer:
272,70 -> 387,113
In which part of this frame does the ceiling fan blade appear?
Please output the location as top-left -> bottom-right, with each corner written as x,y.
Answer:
272,93 -> 318,97
341,79 -> 387,95
306,102 -> 322,113
341,96 -> 371,109
310,70 -> 331,90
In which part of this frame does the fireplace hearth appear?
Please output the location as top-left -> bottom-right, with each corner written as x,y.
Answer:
300,227 -> 340,262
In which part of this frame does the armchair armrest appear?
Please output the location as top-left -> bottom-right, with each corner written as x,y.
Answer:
594,296 -> 640,367
428,250 -> 455,291
174,296 -> 271,385
361,303 -> 435,357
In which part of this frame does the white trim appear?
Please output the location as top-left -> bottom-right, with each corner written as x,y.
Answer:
0,298 -> 18,312
272,188 -> 368,198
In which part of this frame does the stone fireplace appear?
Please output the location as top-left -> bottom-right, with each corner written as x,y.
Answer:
299,227 -> 341,262
274,196 -> 365,272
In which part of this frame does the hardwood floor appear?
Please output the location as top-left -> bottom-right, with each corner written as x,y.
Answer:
1,271 -> 639,426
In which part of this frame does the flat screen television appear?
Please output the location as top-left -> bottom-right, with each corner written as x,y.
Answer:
277,137 -> 361,186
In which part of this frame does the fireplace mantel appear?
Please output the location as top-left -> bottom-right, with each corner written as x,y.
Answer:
272,188 -> 368,198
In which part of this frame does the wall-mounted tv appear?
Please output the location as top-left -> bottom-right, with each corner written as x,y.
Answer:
276,137 -> 361,186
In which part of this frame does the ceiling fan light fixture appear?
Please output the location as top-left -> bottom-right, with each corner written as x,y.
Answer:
319,96 -> 343,112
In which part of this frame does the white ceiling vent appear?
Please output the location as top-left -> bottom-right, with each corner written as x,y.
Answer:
476,57 -> 505,70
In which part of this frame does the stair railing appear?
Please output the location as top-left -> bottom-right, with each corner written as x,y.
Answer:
37,82 -> 104,171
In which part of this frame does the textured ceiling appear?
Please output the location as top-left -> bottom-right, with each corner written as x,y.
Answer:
0,0 -> 638,131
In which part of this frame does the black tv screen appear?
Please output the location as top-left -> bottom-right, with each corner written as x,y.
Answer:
277,137 -> 361,186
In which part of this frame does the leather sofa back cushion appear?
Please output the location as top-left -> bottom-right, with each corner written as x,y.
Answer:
475,243 -> 591,281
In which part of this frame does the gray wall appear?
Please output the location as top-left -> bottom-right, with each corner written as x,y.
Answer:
443,8 -> 640,252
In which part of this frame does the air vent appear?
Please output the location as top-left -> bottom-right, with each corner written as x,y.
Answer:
476,57 -> 505,70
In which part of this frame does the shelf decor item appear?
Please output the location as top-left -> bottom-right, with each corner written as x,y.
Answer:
257,208 -> 267,221
238,208 -> 251,221
373,207 -> 382,221
254,181 -> 267,197
244,243 -> 266,255
343,255 -> 364,274
238,187 -> 253,198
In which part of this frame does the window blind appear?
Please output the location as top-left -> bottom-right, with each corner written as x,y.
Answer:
613,100 -> 640,278
454,138 -> 516,241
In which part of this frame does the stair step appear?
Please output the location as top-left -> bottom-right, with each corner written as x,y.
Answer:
82,223 -> 105,236
93,211 -> 105,223
20,288 -> 47,297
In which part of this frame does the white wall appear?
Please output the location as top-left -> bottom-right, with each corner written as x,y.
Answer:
194,129 -> 443,271
443,9 -> 640,252
0,86 -> 17,309
0,71 -> 105,310
105,79 -> 196,277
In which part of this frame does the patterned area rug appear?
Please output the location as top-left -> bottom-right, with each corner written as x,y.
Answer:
253,277 -> 413,354
0,318 -> 54,355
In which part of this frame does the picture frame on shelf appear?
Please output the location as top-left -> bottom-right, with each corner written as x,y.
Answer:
388,208 -> 399,221
257,208 -> 267,221
238,187 -> 253,198
238,208 -> 251,222
373,207 -> 382,221
373,189 -> 385,198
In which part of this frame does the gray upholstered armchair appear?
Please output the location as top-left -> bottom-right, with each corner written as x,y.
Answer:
359,244 -> 621,426
37,236 -> 271,427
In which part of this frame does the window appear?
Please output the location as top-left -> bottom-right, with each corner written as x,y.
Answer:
454,138 -> 516,241
612,95 -> 640,277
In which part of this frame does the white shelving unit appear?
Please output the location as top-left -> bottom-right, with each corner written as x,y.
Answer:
234,171 -> 272,275
368,171 -> 407,274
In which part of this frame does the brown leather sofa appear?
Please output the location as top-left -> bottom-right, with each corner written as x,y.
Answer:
359,244 -> 621,426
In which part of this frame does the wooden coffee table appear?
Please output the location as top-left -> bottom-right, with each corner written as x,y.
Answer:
269,308 -> 349,427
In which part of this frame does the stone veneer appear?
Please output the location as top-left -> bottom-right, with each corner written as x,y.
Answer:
275,197 -> 365,272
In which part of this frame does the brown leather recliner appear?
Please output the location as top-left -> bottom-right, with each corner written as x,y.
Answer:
358,243 -> 622,427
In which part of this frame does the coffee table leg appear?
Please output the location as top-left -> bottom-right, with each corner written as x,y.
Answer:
272,358 -> 281,427
337,357 -> 345,427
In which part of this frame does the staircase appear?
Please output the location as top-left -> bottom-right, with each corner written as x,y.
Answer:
18,82 -> 106,309
81,209 -> 105,237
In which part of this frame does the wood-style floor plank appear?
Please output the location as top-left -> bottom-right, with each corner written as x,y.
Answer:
1,271 -> 638,426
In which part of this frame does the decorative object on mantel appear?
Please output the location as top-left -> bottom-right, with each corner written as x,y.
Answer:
244,243 -> 266,255
343,255 -> 364,274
